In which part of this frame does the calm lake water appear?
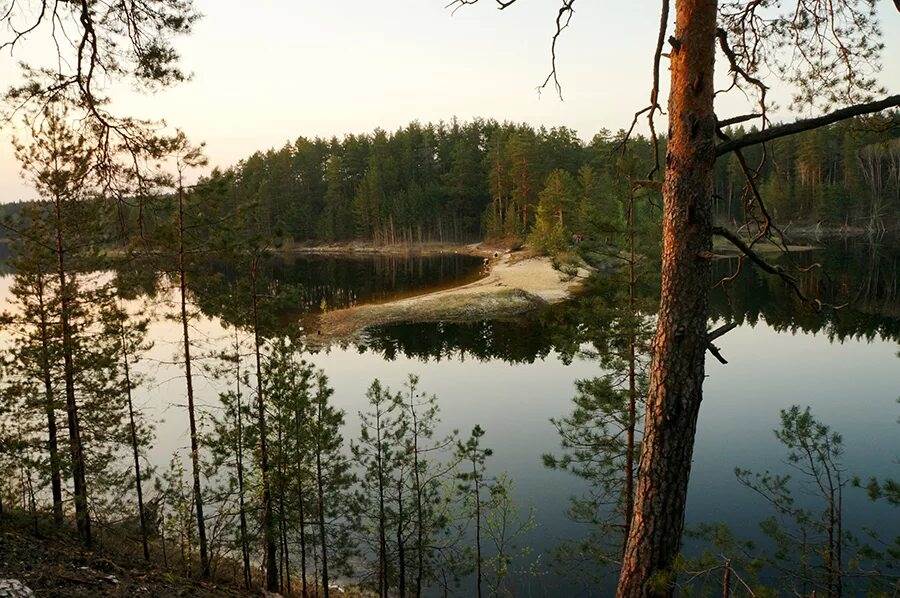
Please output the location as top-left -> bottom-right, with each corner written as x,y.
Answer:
0,242 -> 897,595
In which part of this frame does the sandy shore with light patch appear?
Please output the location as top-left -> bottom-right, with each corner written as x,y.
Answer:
305,251 -> 589,344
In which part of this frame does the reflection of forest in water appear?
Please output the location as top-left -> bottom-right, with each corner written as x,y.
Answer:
55,237 -> 900,360
185,252 -> 485,320
1,238 -> 895,595
357,239 -> 900,363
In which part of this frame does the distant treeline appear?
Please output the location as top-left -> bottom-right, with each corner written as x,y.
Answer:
3,113 -> 897,245
199,119 -> 655,244
715,112 -> 900,229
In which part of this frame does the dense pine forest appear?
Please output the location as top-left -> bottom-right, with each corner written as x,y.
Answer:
3,114 -> 898,248
1,0 -> 899,596
190,114 -> 900,246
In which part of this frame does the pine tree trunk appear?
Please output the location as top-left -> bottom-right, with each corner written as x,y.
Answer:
412,412 -> 424,598
177,182 -> 210,577
315,422 -> 330,598
397,472 -> 406,598
278,419 -> 292,594
473,463 -> 482,598
616,0 -> 717,595
623,190 -> 637,554
53,195 -> 91,546
251,260 -> 280,593
295,402 -> 309,598
234,348 -> 252,591
377,416 -> 388,598
121,323 -> 150,561
35,274 -> 63,525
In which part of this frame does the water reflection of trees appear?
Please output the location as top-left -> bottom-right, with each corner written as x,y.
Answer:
361,241 -> 900,364
196,253 -> 484,316
97,239 -> 900,361
708,241 -> 900,343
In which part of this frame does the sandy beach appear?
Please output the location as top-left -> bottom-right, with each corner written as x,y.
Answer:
305,250 -> 589,344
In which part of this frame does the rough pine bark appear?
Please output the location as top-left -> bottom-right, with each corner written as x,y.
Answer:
616,0 -> 718,595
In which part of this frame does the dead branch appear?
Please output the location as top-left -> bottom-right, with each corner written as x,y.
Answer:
715,127 -> 785,249
537,0 -> 575,100
712,226 -> 821,310
619,0 -> 670,180
707,322 -> 738,342
717,113 -> 762,128
716,95 -> 900,156
706,342 -> 729,365
447,0 -> 574,100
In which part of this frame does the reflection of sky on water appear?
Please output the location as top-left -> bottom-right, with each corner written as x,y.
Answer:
1,243 -> 898,594
135,308 -> 898,593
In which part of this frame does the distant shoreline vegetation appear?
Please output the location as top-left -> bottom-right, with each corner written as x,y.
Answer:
5,114 -> 899,249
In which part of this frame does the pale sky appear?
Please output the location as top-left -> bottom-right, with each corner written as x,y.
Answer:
1,0 -> 898,202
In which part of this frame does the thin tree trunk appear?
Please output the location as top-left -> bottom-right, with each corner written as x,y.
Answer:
722,559 -> 731,598
473,461 -> 482,598
411,400 -> 425,598
25,467 -> 37,534
617,0 -> 718,595
397,471 -> 406,598
835,482 -> 843,598
377,414 -> 388,598
121,321 -> 150,561
35,273 -> 63,525
278,417 -> 292,594
233,332 -> 252,590
53,194 -> 90,546
177,180 -> 210,577
315,417 -> 330,598
623,190 -> 637,555
295,402 -> 310,598
251,258 -> 280,593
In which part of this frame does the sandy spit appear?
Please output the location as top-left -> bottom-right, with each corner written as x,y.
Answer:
305,251 -> 589,345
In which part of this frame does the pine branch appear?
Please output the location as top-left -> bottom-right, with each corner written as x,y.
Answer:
715,95 -> 900,157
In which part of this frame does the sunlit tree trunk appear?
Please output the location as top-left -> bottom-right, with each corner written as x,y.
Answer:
411,408 -> 424,598
617,0 -> 718,594
377,412 -> 388,598
473,458 -> 483,598
396,469 -> 406,598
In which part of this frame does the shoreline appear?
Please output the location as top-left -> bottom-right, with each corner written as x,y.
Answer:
278,240 -> 499,258
304,248 -> 589,345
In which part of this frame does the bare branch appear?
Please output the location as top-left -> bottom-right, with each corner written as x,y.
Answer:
706,342 -> 729,365
537,0 -> 575,100
717,113 -> 762,128
707,322 -> 738,342
716,94 -> 900,157
712,226 -> 820,310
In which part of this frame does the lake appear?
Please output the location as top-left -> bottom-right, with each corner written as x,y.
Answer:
0,241 -> 897,595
